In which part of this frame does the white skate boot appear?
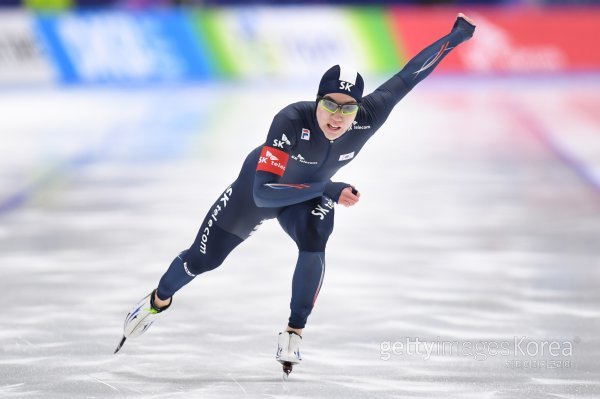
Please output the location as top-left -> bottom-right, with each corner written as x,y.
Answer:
276,331 -> 302,377
114,289 -> 171,353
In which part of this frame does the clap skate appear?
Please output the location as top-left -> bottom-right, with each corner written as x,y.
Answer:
276,331 -> 302,377
114,289 -> 171,354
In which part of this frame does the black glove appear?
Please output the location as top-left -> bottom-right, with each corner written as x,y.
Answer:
324,182 -> 352,203
452,15 -> 476,42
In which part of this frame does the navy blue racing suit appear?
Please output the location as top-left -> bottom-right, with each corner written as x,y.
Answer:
156,17 -> 475,329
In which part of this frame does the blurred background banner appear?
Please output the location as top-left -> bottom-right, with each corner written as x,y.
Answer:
2,3 -> 600,398
189,6 -> 401,79
33,10 -> 214,84
389,7 -> 600,73
0,10 -> 55,85
1,5 -> 599,85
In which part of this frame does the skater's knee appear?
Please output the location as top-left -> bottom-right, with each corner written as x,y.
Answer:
186,223 -> 244,275
185,240 -> 237,275
179,249 -> 212,276
184,251 -> 222,276
295,223 -> 332,252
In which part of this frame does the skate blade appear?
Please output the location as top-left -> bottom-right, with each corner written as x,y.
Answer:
282,361 -> 293,379
114,336 -> 127,354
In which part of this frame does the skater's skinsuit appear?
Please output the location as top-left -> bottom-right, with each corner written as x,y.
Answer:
156,18 -> 475,329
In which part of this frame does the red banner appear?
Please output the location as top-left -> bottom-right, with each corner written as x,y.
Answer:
257,146 -> 289,176
388,7 -> 600,72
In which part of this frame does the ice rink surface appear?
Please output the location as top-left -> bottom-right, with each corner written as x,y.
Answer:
1,75 -> 599,398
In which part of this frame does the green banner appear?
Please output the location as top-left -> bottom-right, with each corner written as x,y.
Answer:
187,6 -> 403,79
345,7 -> 404,72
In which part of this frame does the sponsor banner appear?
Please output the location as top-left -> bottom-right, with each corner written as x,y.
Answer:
0,11 -> 55,84
188,6 -> 401,80
34,10 -> 214,84
389,7 -> 600,72
6,6 -> 598,86
345,7 -> 404,73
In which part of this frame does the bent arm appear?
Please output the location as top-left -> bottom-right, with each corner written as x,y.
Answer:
251,110 -> 351,208
253,171 -> 349,208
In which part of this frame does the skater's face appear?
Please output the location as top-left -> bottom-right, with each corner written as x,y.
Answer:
316,92 -> 359,141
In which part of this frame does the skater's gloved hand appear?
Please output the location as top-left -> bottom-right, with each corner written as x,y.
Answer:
452,13 -> 476,42
324,181 -> 351,203
338,186 -> 360,208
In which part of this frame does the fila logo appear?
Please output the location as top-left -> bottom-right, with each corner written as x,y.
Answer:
339,81 -> 354,91
273,133 -> 291,149
339,152 -> 355,161
301,129 -> 310,141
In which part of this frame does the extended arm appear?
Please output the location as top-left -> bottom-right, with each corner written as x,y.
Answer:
362,14 -> 476,126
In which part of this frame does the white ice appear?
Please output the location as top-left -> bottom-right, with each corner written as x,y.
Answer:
0,76 -> 599,398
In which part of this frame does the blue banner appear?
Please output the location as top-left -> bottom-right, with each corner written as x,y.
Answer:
35,10 -> 214,84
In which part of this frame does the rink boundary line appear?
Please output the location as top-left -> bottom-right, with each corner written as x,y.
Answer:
0,149 -> 100,216
0,87 -> 218,217
507,102 -> 600,195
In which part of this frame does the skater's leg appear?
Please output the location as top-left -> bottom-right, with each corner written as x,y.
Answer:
154,251 -> 188,305
274,198 -> 333,373
288,251 -> 326,331
155,222 -> 244,300
118,172 -> 278,351
116,223 -> 242,353
278,197 -> 335,333
155,181 -> 276,302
